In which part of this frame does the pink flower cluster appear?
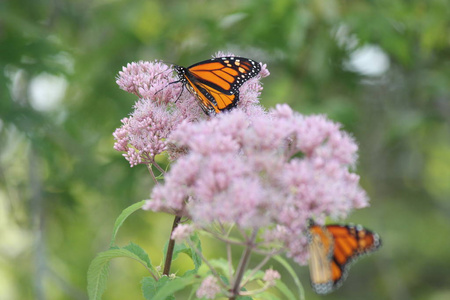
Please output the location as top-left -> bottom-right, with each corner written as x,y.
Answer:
113,60 -> 203,166
144,104 -> 368,264
263,269 -> 281,286
113,57 -> 268,166
171,224 -> 194,242
196,276 -> 221,299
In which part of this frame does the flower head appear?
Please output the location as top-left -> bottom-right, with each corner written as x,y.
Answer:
113,60 -> 203,166
113,55 -> 268,166
196,276 -> 221,299
145,104 -> 368,264
263,269 -> 281,287
171,224 -> 195,242
116,61 -> 178,104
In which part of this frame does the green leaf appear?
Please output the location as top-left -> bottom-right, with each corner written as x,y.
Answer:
236,294 -> 253,300
87,253 -> 110,300
87,248 -> 157,300
236,282 -> 252,299
189,233 -> 202,271
273,280 -> 297,300
110,200 -> 146,247
142,277 -> 175,300
257,291 -> 281,300
163,233 -> 202,274
143,274 -> 199,300
171,242 -> 189,261
123,242 -> 153,270
244,269 -> 264,280
210,258 -> 233,275
273,255 -> 304,300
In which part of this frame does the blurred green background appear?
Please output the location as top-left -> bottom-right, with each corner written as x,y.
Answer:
1,0 -> 450,299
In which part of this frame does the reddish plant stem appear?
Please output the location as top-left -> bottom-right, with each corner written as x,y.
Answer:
163,215 -> 182,276
229,230 -> 257,300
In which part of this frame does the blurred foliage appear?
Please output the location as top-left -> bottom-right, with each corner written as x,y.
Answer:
1,0 -> 450,299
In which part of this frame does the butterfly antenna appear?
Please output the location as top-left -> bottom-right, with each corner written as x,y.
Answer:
153,64 -> 181,96
153,60 -> 187,101
154,79 -> 182,96
173,81 -> 185,103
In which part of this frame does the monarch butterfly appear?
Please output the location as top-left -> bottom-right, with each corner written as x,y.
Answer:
308,222 -> 381,294
174,56 -> 261,115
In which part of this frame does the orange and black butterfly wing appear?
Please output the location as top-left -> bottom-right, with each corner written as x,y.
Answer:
326,224 -> 381,289
308,224 -> 381,294
178,72 -> 239,115
175,57 -> 261,115
174,69 -> 229,115
308,225 -> 335,294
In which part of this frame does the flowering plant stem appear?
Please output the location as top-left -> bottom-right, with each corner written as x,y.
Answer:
229,229 -> 257,299
163,215 -> 182,275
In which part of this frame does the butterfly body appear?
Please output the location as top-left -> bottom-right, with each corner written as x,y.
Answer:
308,223 -> 381,294
174,56 -> 261,115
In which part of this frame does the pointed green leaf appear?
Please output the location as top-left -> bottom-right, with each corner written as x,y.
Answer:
210,258 -> 233,275
273,255 -> 304,300
87,248 -> 157,300
257,291 -> 281,300
189,233 -> 202,271
163,233 -> 202,274
237,285 -> 252,299
142,276 -> 175,300
87,253 -> 110,300
273,280 -> 297,300
123,242 -> 153,270
171,242 -> 189,260
110,200 -> 146,247
144,274 -> 199,300
236,295 -> 253,300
